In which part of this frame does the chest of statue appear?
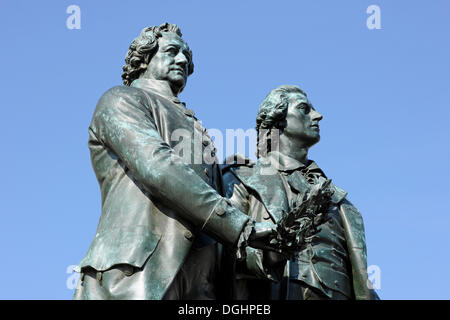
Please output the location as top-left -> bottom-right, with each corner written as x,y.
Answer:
281,170 -> 353,298
145,93 -> 219,188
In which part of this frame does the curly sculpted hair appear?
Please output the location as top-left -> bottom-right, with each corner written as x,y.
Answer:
121,23 -> 194,86
256,85 -> 307,157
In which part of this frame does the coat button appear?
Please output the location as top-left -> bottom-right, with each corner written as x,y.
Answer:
96,272 -> 102,282
184,230 -> 194,240
204,168 -> 209,177
216,206 -> 226,216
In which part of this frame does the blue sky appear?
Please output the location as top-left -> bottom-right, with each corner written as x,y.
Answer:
1,0 -> 449,299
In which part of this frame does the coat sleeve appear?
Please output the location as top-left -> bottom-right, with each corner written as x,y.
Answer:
89,86 -> 249,247
339,198 -> 380,300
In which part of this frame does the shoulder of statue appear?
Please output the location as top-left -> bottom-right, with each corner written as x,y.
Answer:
90,85 -> 155,135
330,184 -> 349,205
98,85 -> 150,109
219,155 -> 254,199
219,154 -> 255,182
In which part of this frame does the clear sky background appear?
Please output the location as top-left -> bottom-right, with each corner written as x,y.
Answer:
1,0 -> 449,300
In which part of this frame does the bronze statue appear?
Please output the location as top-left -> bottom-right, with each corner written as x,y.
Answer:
73,23 -> 275,300
222,85 -> 379,300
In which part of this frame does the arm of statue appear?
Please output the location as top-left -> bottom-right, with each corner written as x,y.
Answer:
89,86 -> 250,247
339,198 -> 380,300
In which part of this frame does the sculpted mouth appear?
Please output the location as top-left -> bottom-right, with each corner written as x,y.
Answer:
171,68 -> 185,74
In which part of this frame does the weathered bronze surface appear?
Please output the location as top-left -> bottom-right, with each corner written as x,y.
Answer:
75,24 -> 378,300
221,85 -> 379,300
73,23 -> 275,300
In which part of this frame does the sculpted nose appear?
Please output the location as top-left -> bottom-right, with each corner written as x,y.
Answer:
175,52 -> 188,68
312,109 -> 323,122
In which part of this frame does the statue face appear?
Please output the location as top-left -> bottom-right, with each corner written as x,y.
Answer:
283,92 -> 323,146
143,32 -> 191,95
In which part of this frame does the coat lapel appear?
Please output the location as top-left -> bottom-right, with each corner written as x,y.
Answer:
232,158 -> 289,222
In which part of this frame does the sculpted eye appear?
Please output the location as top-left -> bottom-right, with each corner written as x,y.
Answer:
166,47 -> 178,55
297,103 -> 310,112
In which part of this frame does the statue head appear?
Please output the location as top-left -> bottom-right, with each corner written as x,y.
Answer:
122,23 -> 194,95
256,85 -> 323,157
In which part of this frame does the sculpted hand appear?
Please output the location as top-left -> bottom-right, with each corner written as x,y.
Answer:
247,221 -> 278,251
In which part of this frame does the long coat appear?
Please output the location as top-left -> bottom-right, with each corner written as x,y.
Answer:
221,156 -> 379,300
75,79 -> 249,299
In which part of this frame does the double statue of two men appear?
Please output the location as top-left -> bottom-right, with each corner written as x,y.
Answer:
74,23 -> 379,300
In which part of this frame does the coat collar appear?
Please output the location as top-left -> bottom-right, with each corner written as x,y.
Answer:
267,152 -> 348,204
232,154 -> 348,222
266,151 -> 324,175
131,78 -> 194,117
131,78 -> 175,98
132,78 -> 186,103
267,151 -> 309,172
